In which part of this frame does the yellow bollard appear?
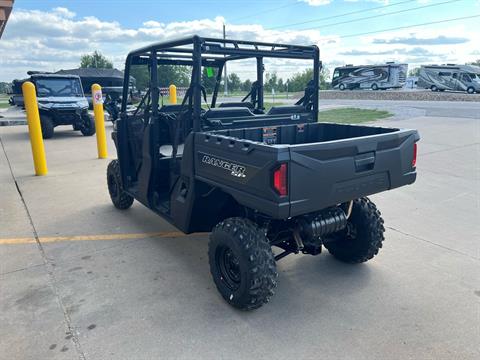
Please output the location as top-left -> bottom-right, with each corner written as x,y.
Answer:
91,84 -> 108,159
169,84 -> 177,104
22,82 -> 48,176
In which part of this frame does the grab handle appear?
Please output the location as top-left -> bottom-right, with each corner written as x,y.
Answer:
355,152 -> 375,172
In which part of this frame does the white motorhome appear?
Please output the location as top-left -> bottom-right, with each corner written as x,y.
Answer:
417,64 -> 480,94
331,63 -> 408,90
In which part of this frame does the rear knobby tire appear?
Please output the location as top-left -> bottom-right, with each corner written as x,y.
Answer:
107,160 -> 134,210
80,113 -> 96,136
208,217 -> 277,310
40,115 -> 54,139
324,197 -> 385,263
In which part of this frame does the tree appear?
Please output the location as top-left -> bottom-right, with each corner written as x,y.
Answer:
287,69 -> 313,92
408,67 -> 421,77
277,78 -> 285,92
0,82 -> 11,94
129,65 -> 150,91
285,67 -> 330,92
128,64 -> 191,91
228,73 -> 242,92
319,66 -> 330,90
264,72 -> 280,92
80,51 -> 113,69
241,79 -> 252,92
158,65 -> 190,88
468,59 -> 480,66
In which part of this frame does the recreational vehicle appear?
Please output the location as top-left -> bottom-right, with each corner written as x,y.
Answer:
417,64 -> 480,94
332,63 -> 408,90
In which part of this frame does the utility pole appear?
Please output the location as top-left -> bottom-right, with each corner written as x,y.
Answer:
223,23 -> 228,96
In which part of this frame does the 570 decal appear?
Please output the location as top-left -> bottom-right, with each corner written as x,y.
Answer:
201,155 -> 247,178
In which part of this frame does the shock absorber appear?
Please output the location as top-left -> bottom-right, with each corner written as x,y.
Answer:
296,207 -> 348,254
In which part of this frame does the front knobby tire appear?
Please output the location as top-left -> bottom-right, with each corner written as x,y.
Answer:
324,197 -> 385,263
208,217 -> 277,310
107,160 -> 134,210
80,113 -> 96,136
40,115 -> 54,139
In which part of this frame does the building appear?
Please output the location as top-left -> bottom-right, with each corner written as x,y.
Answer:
55,68 -> 126,94
0,0 -> 14,39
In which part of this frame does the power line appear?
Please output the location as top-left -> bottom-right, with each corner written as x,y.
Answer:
267,0 -> 418,30
230,1 -> 300,23
298,0 -> 461,31
330,14 -> 480,40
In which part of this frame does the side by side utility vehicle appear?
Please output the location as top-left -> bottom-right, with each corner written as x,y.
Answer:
107,36 -> 419,310
22,72 -> 95,138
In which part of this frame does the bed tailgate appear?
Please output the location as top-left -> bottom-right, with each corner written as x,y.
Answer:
288,128 -> 419,217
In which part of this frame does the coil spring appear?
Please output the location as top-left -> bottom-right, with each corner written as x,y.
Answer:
299,207 -> 347,240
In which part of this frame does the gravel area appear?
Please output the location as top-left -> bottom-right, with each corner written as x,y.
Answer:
320,90 -> 480,102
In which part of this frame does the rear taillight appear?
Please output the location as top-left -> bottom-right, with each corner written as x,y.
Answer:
273,163 -> 288,196
412,143 -> 417,167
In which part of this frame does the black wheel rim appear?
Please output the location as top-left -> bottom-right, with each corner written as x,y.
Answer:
216,246 -> 241,291
108,174 -> 118,197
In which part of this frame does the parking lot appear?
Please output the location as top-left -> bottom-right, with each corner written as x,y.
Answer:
1,103 -> 479,359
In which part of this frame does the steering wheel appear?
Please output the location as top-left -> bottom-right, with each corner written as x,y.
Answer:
37,85 -> 52,96
57,85 -> 72,95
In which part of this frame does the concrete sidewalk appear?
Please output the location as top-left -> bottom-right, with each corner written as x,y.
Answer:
1,117 -> 479,360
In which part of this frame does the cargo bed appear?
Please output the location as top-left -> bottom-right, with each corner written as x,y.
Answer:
195,122 -> 419,218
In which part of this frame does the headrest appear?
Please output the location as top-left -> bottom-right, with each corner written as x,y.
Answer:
204,107 -> 255,119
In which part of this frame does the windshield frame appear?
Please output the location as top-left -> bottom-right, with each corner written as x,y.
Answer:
34,77 -> 84,98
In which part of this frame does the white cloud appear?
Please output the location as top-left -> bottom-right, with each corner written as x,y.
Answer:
298,0 -> 332,6
52,7 -> 76,19
0,8 -> 337,81
142,20 -> 163,28
0,6 -> 477,82
321,25 -> 478,68
344,0 -> 389,4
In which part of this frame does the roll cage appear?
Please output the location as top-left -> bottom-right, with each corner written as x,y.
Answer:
121,35 -> 321,132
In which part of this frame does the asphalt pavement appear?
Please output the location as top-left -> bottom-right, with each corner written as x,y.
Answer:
0,106 -> 479,359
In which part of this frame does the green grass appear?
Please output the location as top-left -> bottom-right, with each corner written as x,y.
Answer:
225,92 -> 300,100
263,102 -> 285,110
0,95 -> 9,109
318,108 -> 392,124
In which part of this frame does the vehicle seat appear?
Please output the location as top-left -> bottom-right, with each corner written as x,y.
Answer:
219,102 -> 254,110
267,105 -> 306,115
204,107 -> 255,119
295,80 -> 316,110
159,144 -> 184,158
160,104 -> 184,113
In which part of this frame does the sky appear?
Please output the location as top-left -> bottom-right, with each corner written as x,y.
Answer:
0,0 -> 479,82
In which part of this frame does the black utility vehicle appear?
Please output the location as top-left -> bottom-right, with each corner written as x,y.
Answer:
108,36 -> 419,310
25,73 -> 95,138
